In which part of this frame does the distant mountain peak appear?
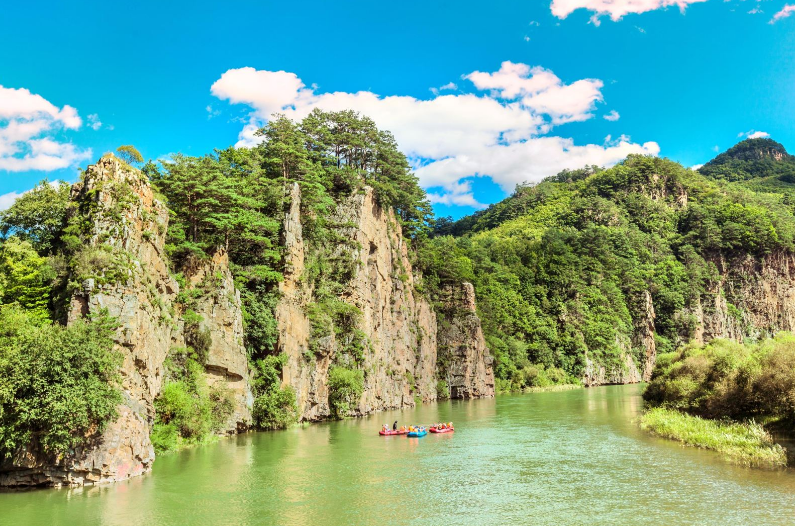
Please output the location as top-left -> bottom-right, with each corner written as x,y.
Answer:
699,138 -> 795,182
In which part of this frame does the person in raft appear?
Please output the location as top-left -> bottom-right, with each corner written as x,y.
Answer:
382,424 -> 389,433
393,421 -> 398,431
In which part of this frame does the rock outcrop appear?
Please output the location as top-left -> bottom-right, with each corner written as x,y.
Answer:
0,156 -> 251,487
277,184 -> 494,421
692,251 -> 795,344
437,283 -> 495,398
180,249 -> 252,433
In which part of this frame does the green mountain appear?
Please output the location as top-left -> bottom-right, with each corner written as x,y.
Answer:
698,138 -> 795,182
427,143 -> 795,391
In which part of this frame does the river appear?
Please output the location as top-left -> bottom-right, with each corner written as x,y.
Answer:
2,384 -> 795,526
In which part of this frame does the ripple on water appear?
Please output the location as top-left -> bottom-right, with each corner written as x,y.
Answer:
2,385 -> 795,526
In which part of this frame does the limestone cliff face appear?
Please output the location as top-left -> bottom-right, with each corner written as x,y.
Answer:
691,251 -> 795,344
277,184 -> 494,421
437,283 -> 495,398
0,156 -> 251,487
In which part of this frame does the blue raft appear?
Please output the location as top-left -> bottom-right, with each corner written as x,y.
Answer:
407,427 -> 427,437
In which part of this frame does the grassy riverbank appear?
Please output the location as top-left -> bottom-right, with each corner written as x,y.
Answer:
640,407 -> 787,468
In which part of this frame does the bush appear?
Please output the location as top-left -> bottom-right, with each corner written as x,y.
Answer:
644,333 -> 795,426
0,305 -> 122,458
328,366 -> 364,418
251,355 -> 298,429
152,347 -> 234,453
436,379 -> 449,400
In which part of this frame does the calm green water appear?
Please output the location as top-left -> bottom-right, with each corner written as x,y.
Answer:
3,385 -> 795,526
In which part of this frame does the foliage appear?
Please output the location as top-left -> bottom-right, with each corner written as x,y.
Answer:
0,305 -> 121,458
0,237 -> 54,321
327,366 -> 364,418
116,145 -> 144,166
640,407 -> 786,467
251,354 -> 298,430
152,346 -> 234,453
427,152 -> 795,388
0,181 -> 71,254
643,333 -> 795,425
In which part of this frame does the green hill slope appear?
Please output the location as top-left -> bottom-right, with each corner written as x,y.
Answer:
422,151 -> 795,390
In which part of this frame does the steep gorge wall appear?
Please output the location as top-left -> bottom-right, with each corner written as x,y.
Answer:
692,251 -> 795,344
277,184 -> 494,421
0,156 -> 251,487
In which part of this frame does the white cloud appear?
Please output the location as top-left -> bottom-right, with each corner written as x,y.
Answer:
0,190 -> 23,210
0,85 -> 91,172
604,110 -> 621,121
211,63 -> 659,206
87,113 -> 102,130
748,7 -> 762,14
464,62 -> 604,124
771,4 -> 795,22
550,0 -> 708,23
430,82 -> 458,96
690,163 -> 703,170
738,130 -> 770,139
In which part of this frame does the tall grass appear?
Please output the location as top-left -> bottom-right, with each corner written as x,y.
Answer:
640,407 -> 787,468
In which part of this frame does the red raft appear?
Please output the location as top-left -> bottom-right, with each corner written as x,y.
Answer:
379,429 -> 408,436
429,427 -> 454,434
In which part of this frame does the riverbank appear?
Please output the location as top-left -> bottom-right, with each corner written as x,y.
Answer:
640,407 -> 787,468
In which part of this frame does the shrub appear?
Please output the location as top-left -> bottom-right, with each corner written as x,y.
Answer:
644,333 -> 795,426
251,354 -> 298,429
0,305 -> 121,458
436,379 -> 449,400
152,347 -> 234,453
328,366 -> 364,418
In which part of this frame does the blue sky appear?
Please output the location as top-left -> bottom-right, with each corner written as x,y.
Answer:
1,0 -> 794,218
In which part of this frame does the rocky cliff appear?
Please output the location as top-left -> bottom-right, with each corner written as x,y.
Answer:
277,184 -> 494,421
0,156 -> 251,487
690,251 -> 795,344
1,162 -> 495,487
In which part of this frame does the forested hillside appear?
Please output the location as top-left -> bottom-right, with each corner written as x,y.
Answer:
427,142 -> 795,391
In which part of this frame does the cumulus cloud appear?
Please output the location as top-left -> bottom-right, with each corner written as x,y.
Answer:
771,4 -> 795,22
0,85 -> 91,172
550,0 -> 708,24
690,163 -> 704,171
738,130 -> 770,139
211,63 -> 659,206
464,62 -> 603,124
604,110 -> 621,121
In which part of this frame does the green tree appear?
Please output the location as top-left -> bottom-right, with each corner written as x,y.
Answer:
0,306 -> 122,458
0,180 -> 71,254
116,145 -> 144,165
0,237 -> 54,321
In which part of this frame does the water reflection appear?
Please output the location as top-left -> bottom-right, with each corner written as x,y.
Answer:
3,385 -> 795,526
